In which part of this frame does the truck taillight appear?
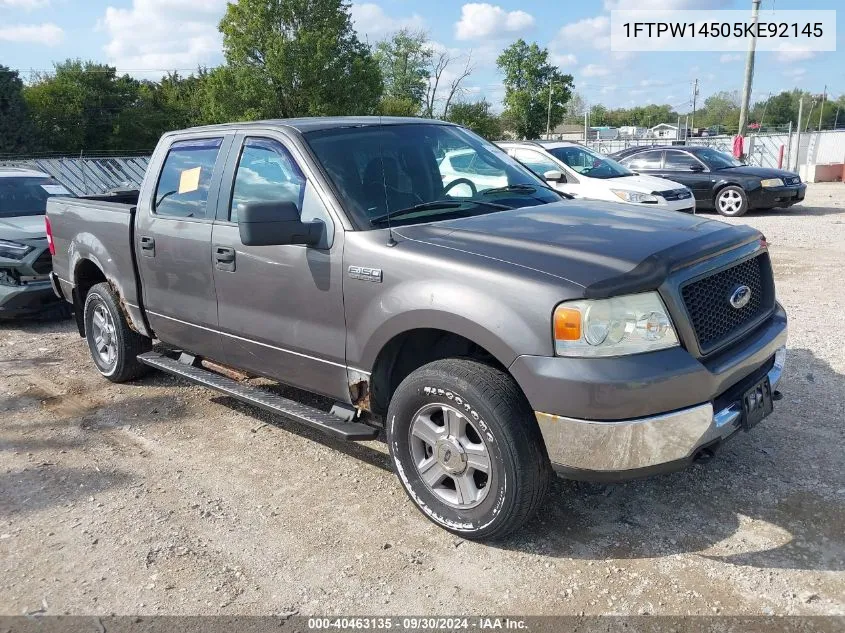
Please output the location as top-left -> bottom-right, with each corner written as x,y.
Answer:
45,216 -> 55,256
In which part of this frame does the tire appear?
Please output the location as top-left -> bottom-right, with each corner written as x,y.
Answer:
387,358 -> 550,540
715,185 -> 748,217
83,282 -> 151,383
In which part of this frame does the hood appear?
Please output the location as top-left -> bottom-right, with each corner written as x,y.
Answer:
603,173 -> 687,193
715,165 -> 799,179
0,214 -> 47,241
396,200 -> 761,296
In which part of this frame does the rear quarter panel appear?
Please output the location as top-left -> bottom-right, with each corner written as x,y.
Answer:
47,197 -> 149,335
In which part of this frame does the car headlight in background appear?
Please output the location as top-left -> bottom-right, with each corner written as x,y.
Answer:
610,190 -> 659,204
0,240 -> 34,260
760,178 -> 784,188
553,292 -> 679,357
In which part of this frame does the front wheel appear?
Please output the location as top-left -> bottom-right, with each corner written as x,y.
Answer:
715,185 -> 748,217
387,359 -> 550,540
83,282 -> 151,383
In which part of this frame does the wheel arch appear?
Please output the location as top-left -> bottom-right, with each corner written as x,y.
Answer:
365,325 -> 521,416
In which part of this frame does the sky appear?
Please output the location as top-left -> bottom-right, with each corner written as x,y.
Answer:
0,0 -> 842,115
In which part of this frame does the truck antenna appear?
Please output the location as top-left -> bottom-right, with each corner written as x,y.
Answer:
378,115 -> 397,247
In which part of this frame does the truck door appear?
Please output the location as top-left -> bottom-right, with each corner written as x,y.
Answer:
135,135 -> 233,359
209,133 -> 349,401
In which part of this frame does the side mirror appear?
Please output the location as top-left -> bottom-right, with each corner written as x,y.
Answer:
238,201 -> 321,247
689,164 -> 705,172
543,169 -> 565,183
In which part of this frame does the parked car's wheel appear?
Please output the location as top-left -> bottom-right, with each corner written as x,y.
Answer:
387,358 -> 550,540
83,282 -> 151,383
715,185 -> 748,217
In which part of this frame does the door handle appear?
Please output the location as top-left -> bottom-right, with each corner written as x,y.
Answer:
139,236 -> 155,256
214,245 -> 236,271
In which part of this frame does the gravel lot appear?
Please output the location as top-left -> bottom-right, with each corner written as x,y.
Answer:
1,183 -> 843,617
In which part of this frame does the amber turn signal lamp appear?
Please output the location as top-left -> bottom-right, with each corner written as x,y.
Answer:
554,306 -> 581,341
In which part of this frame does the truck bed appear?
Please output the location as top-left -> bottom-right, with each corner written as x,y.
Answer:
47,193 -> 146,334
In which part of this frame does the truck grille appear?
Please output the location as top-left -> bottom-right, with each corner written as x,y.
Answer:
31,250 -> 53,275
681,254 -> 773,354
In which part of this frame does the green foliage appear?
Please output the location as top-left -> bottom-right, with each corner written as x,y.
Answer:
23,60 -> 141,154
374,29 -> 432,114
0,65 -> 35,154
496,39 -> 573,139
218,0 -> 382,118
446,100 -> 502,139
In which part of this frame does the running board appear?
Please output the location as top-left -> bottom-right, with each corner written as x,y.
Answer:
137,352 -> 379,441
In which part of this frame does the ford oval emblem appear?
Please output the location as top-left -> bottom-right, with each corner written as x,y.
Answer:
729,285 -> 752,309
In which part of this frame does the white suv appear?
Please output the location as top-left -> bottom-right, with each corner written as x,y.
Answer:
497,141 -> 695,213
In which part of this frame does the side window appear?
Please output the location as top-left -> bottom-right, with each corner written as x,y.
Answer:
623,150 -> 663,170
513,149 -> 560,177
664,150 -> 703,170
154,138 -> 222,219
447,152 -> 474,171
230,138 -> 306,223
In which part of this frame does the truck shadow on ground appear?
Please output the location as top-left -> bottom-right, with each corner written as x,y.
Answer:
497,347 -> 845,573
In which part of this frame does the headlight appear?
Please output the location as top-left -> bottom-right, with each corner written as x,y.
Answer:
760,178 -> 784,188
0,240 -> 33,260
610,189 -> 659,204
553,292 -> 679,357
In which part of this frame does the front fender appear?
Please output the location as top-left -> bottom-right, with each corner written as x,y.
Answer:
348,279 -> 556,372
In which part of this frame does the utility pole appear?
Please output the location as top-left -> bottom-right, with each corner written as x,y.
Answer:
794,96 -> 803,171
546,80 -> 554,138
690,78 -> 699,133
738,0 -> 761,136
818,85 -> 826,131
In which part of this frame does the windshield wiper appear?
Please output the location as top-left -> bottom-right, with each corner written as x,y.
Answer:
482,183 -> 573,199
369,199 -> 512,226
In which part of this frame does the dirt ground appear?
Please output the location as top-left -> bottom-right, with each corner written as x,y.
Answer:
1,183 -> 844,617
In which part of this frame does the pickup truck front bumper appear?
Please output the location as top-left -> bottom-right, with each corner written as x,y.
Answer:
510,304 -> 788,481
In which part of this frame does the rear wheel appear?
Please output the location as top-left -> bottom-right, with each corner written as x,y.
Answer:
83,282 -> 151,382
387,358 -> 550,540
715,185 -> 748,217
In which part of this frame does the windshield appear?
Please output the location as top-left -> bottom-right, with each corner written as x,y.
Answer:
304,123 -> 561,229
546,146 -> 633,179
0,176 -> 73,218
692,147 -> 743,169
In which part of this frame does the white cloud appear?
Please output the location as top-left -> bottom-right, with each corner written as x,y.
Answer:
604,0 -> 730,8
784,67 -> 807,79
600,84 -> 617,94
100,0 -> 227,75
454,3 -> 534,41
581,64 -> 610,78
551,53 -> 577,67
350,3 -> 426,42
0,0 -> 49,8
719,53 -> 741,63
557,15 -> 610,50
0,22 -> 62,45
776,49 -> 815,63
640,78 -> 665,87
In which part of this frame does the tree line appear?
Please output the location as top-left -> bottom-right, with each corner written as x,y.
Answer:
0,0 -> 574,156
569,89 -> 844,133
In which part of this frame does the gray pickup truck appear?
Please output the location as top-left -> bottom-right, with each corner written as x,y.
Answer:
47,117 -> 787,539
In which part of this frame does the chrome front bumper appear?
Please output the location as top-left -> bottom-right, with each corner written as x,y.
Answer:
536,347 -> 785,477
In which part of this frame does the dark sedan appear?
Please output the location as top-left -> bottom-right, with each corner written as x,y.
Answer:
609,145 -> 806,217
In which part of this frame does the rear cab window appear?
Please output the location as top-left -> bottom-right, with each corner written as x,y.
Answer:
153,138 -> 223,219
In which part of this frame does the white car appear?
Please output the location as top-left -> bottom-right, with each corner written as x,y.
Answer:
438,148 -> 507,195
497,141 -> 696,213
